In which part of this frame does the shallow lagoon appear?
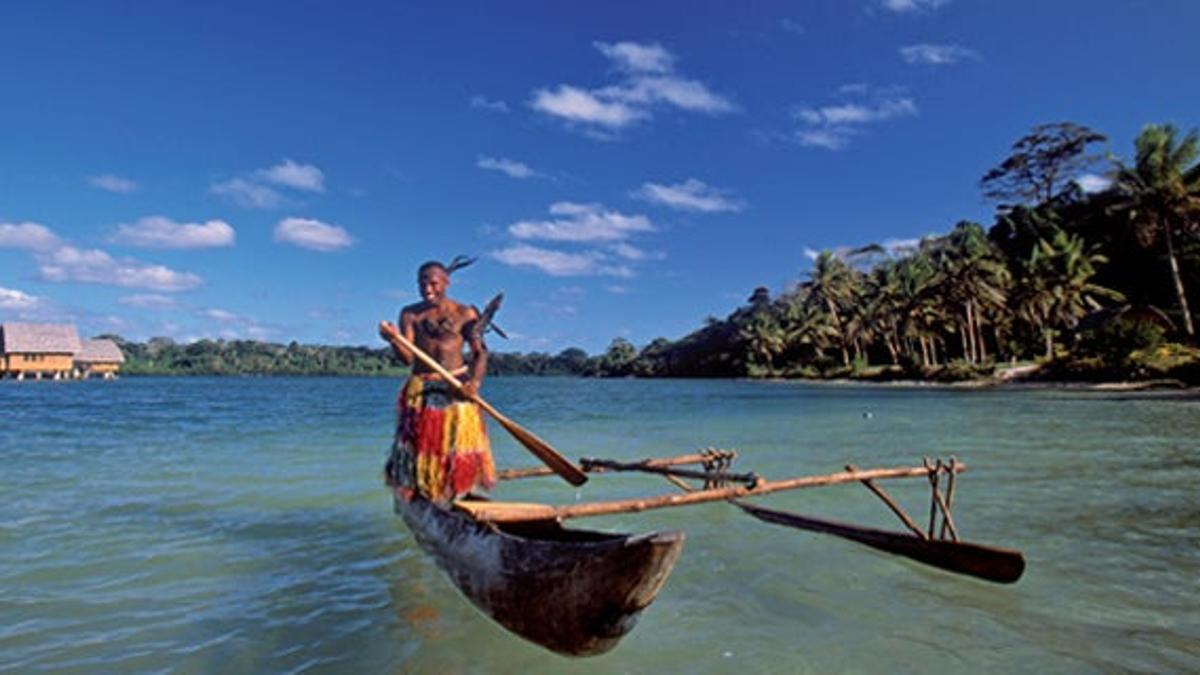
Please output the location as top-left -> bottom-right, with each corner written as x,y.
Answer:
2,377 -> 1197,672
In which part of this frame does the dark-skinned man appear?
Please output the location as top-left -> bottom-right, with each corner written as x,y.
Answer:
379,257 -> 495,503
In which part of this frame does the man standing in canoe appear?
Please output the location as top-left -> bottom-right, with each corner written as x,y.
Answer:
379,256 -> 496,503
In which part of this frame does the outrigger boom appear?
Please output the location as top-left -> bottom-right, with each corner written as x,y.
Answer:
457,462 -> 962,523
464,450 -> 1026,584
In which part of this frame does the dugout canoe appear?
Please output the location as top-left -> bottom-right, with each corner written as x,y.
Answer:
393,488 -> 685,656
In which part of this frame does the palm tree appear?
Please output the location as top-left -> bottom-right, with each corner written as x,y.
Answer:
1111,123 -> 1200,340
804,251 -> 859,367
927,223 -> 1012,364
1012,229 -> 1123,358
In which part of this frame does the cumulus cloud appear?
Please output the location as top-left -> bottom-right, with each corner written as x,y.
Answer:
470,95 -> 510,113
899,43 -> 979,65
119,293 -> 178,310
274,217 -> 353,251
211,178 -> 285,209
634,178 -> 744,213
0,221 -> 61,251
211,159 -> 326,208
1075,173 -> 1112,193
37,246 -> 202,291
112,216 -> 235,249
508,202 -> 654,243
89,174 -> 139,194
531,41 -> 734,134
882,0 -> 949,12
594,41 -> 675,73
0,286 -> 39,309
491,244 -> 632,278
792,85 -> 917,150
531,85 -> 643,128
477,156 -> 538,179
256,159 -> 325,192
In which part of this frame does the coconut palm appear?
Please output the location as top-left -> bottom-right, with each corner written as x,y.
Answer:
803,251 -> 860,367
1012,229 -> 1123,358
1111,123 -> 1200,339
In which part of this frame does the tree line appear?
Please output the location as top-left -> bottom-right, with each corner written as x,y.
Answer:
585,121 -> 1200,383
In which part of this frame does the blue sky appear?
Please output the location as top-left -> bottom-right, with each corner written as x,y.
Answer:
1,1 -> 1195,353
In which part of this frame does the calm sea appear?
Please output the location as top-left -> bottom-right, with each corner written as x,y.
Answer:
2,377 -> 1197,673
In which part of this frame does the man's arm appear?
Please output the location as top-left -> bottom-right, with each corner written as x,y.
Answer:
379,309 -> 416,365
461,306 -> 487,398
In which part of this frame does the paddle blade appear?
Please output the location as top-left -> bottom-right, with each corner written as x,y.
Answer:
491,413 -> 588,486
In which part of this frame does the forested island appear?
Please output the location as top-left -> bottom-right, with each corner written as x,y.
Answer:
110,122 -> 1200,386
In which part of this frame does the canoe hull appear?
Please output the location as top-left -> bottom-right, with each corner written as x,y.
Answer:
394,490 -> 684,656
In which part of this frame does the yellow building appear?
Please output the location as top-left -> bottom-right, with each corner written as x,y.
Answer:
0,323 -> 82,380
75,339 -> 126,379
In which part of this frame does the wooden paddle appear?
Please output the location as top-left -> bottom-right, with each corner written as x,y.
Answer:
380,323 -> 587,486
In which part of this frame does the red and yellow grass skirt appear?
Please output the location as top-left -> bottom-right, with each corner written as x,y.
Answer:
388,374 -> 495,502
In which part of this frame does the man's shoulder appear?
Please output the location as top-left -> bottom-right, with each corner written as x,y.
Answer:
400,301 -> 429,316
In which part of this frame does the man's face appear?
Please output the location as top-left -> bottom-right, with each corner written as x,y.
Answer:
418,268 -> 449,302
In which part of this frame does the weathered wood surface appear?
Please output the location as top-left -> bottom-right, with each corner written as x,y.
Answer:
733,500 -> 1025,584
457,463 -> 966,524
394,488 -> 684,656
497,451 -> 736,481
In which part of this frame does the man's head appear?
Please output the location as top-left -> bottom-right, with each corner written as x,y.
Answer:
417,262 -> 450,303
416,255 -> 476,303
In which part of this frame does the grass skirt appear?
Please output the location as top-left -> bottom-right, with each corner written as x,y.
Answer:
386,374 -> 495,502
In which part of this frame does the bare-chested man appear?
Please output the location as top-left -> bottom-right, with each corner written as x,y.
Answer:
379,258 -> 495,502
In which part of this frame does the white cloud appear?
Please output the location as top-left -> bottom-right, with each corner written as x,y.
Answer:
477,156 -> 538,179
470,95 -> 510,113
37,246 -> 202,291
532,85 -> 643,128
531,41 -> 734,134
204,308 -> 238,322
112,216 -> 235,249
610,242 -> 658,261
508,202 -> 654,243
634,178 -> 744,213
602,76 -> 734,114
594,41 -> 675,73
796,128 -> 853,150
119,293 -> 178,310
491,244 -> 632,277
256,159 -> 325,192
1076,173 -> 1112,194
274,217 -> 353,251
0,286 -> 39,309
89,174 -> 139,194
0,221 -> 61,251
792,85 -> 917,151
900,43 -> 979,65
803,247 -> 821,261
882,0 -> 949,12
211,177 -> 285,209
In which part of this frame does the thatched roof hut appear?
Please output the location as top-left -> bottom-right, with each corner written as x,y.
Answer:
0,323 -> 81,354
76,339 -> 126,364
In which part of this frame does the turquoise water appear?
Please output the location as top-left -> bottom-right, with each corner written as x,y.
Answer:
2,377 -> 1198,673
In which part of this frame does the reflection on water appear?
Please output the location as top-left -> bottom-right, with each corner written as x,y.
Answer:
1,377 -> 1198,672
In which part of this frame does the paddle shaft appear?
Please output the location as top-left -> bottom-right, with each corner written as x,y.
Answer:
383,327 -> 587,486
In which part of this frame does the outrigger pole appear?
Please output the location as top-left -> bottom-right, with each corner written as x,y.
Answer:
481,450 -> 1026,584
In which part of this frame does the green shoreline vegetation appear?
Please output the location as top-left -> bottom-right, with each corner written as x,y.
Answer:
109,121 -> 1200,386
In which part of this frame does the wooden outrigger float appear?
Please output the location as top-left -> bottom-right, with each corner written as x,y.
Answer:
393,449 -> 1025,657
